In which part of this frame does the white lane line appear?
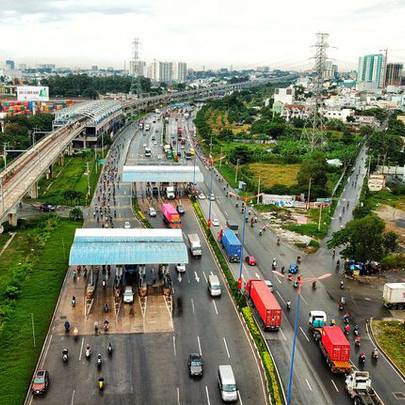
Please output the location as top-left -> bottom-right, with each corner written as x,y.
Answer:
300,295 -> 309,306
224,210 -> 228,217
331,379 -> 339,392
205,386 -> 211,405
223,337 -> 231,358
177,387 -> 180,405
78,337 -> 84,361
210,271 -> 214,276
212,300 -> 219,315
186,272 -> 190,284
40,334 -> 53,367
255,273 -> 261,279
202,271 -> 208,283
305,379 -> 312,391
70,390 -> 75,405
276,291 -> 286,305
191,298 -> 195,314
300,327 -> 310,342
197,336 -> 203,355
237,391 -> 244,405
275,275 -> 282,284
173,335 -> 176,356
279,328 -> 287,341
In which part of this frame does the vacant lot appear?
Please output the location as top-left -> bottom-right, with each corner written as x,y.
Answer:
246,163 -> 300,188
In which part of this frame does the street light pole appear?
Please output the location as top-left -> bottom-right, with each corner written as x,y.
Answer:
208,161 -> 214,227
272,271 -> 332,405
238,203 -> 247,284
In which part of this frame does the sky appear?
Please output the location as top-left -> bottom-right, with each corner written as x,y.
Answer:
1,0 -> 405,71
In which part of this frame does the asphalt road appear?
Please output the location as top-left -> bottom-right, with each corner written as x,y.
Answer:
195,136 -> 405,405
28,114 -> 268,405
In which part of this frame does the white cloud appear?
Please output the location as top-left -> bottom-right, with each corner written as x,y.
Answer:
0,0 -> 404,70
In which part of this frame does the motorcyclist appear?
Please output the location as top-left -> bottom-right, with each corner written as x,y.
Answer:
85,344 -> 92,358
332,248 -> 336,257
104,319 -> 110,331
286,301 -> 291,310
97,353 -> 102,367
104,303 -> 109,313
336,259 -> 340,268
259,230 -> 263,236
353,324 -> 359,335
330,319 -> 336,326
62,348 -> 68,361
94,321 -> 99,334
359,352 -> 366,364
281,266 -> 285,274
343,313 -> 350,323
312,280 -> 316,289
64,320 -> 70,332
355,336 -> 361,346
72,296 -> 76,307
277,238 -> 280,246
272,258 -> 277,270
340,280 -> 344,289
344,324 -> 351,334
372,348 -> 379,359
297,256 -> 301,264
108,342 -> 113,354
98,377 -> 105,391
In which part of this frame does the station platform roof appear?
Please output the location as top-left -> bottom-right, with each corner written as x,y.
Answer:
69,228 -> 188,266
122,165 -> 204,183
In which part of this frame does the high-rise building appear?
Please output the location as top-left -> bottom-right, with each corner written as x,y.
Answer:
129,37 -> 146,77
5,60 -> 15,70
92,65 -> 98,71
174,62 -> 187,82
19,63 -> 27,70
386,63 -> 403,86
357,54 -> 385,91
159,61 -> 173,82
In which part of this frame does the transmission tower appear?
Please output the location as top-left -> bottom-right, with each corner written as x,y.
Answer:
302,32 -> 330,152
129,37 -> 143,97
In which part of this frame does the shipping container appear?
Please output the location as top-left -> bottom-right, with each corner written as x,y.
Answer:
221,228 -> 242,263
383,283 -> 405,309
320,326 -> 351,373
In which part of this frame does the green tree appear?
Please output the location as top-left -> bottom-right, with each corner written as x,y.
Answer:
327,215 -> 387,263
297,152 -> 328,188
229,145 -> 253,165
69,207 -> 83,222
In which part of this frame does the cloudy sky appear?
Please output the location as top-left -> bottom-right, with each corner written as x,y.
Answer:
1,0 -> 404,70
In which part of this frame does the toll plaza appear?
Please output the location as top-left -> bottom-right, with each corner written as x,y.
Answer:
56,228 -> 188,335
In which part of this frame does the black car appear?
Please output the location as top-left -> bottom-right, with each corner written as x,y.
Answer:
176,205 -> 185,215
40,204 -> 56,212
188,353 -> 203,376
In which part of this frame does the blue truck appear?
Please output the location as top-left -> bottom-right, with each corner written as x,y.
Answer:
221,228 -> 242,263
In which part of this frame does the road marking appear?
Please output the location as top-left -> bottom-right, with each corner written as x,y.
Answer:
223,337 -> 231,358
202,271 -> 207,283
205,386 -> 211,405
210,271 -> 214,276
194,271 -> 200,283
276,291 -> 285,305
275,275 -> 282,284
305,379 -> 312,391
237,391 -> 244,405
300,295 -> 309,306
186,272 -> 190,284
300,327 -> 310,342
279,328 -> 287,341
191,298 -> 195,314
255,273 -> 261,279
212,300 -> 219,315
224,210 -> 228,217
177,387 -> 180,405
70,390 -> 75,405
197,336 -> 203,355
78,337 -> 84,361
40,334 -> 53,368
173,335 -> 176,356
331,379 -> 339,392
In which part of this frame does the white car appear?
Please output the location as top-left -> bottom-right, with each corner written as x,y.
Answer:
212,218 -> 220,227
264,280 -> 274,292
149,207 -> 157,217
198,193 -> 206,200
124,221 -> 131,229
176,264 -> 186,273
157,154 -> 162,160
153,140 -> 157,145
143,143 -> 147,148
209,193 -> 216,201
123,286 -> 134,303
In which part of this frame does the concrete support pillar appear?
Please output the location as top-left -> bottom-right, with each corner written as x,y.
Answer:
67,142 -> 73,156
8,211 -> 17,227
58,153 -> 65,166
29,182 -> 38,199
46,164 -> 53,180
83,138 -> 87,149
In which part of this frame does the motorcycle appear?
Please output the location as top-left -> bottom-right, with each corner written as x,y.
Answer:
344,325 -> 351,335
359,353 -> 366,365
64,321 -> 70,333
71,296 -> 76,307
97,354 -> 102,368
98,377 -> 105,391
85,345 -> 92,359
312,281 -> 316,290
294,281 -> 298,288
104,320 -> 110,332
73,327 -> 79,340
286,302 -> 291,311
102,279 -> 106,289
340,281 -> 344,289
372,349 -> 379,360
108,342 -> 113,355
297,256 -> 301,265
259,230 -> 263,236
355,337 -> 361,347
353,327 -> 359,337
62,349 -> 68,362
104,303 -> 109,313
277,238 -> 280,246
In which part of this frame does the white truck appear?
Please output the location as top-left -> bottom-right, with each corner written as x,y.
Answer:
345,371 -> 384,405
383,283 -> 405,309
166,186 -> 175,199
188,233 -> 202,257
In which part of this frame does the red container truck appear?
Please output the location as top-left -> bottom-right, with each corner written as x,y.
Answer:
319,326 -> 351,373
245,279 -> 281,331
162,203 -> 181,229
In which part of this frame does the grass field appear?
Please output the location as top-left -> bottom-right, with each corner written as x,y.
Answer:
246,163 -> 300,188
372,320 -> 405,375
35,151 -> 101,207
0,219 -> 80,405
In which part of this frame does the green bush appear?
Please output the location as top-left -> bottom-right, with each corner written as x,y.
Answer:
381,254 -> 405,270
4,286 -> 21,299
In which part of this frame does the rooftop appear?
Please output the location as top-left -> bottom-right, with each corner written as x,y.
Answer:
123,165 -> 204,183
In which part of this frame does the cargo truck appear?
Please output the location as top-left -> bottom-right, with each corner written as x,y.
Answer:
244,279 -> 281,330
187,233 -> 202,257
308,310 -> 327,342
345,371 -> 384,405
383,283 -> 405,309
319,326 -> 351,373
226,220 -> 239,235
166,186 -> 176,199
221,228 -> 242,263
162,203 -> 181,229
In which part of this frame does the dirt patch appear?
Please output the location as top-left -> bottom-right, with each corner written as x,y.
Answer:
376,204 -> 405,245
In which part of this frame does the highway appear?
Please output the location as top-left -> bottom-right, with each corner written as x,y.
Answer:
26,115 -> 268,404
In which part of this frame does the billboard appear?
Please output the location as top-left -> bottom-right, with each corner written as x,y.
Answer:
17,86 -> 49,102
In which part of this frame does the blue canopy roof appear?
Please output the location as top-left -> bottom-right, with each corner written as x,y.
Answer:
122,165 -> 204,183
69,228 -> 189,265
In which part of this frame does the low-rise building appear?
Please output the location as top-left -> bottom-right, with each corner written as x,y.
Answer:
368,174 -> 386,192
280,104 -> 309,121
